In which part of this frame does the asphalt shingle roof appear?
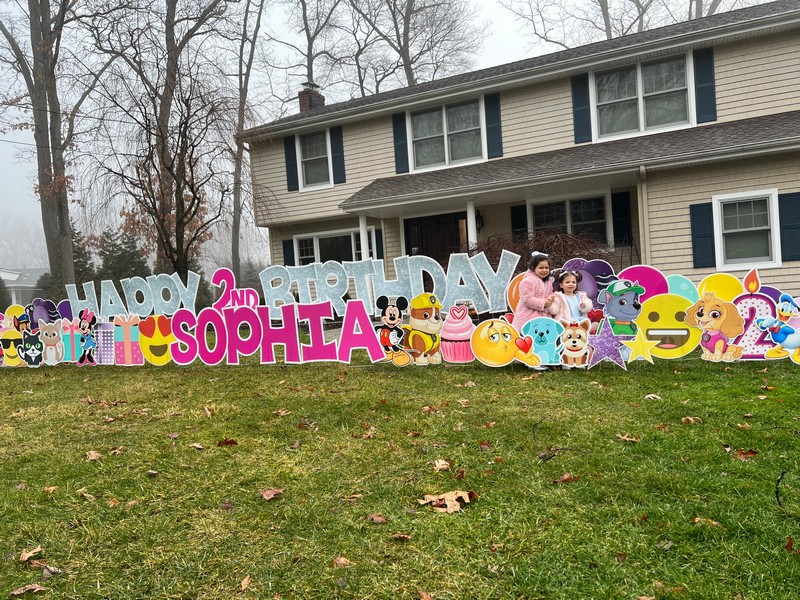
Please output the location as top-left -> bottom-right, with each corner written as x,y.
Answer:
245,0 -> 800,136
340,110 -> 800,208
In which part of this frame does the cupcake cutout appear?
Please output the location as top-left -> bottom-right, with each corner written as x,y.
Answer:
441,306 -> 476,363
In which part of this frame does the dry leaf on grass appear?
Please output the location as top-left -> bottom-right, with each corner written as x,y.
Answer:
691,517 -> 721,527
108,498 -> 120,508
125,499 -> 141,507
259,488 -> 284,501
76,488 -> 95,501
417,490 -> 477,513
552,472 -> 579,484
737,423 -> 751,430
735,449 -> 758,461
457,399 -> 470,407
785,536 -> 800,554
422,405 -> 439,413
433,459 -> 450,473
366,514 -> 387,524
681,416 -> 702,425
332,556 -> 352,568
616,433 -> 641,443
273,409 -> 291,417
204,405 -> 216,417
190,443 -> 205,451
478,440 -> 491,451
241,575 -> 252,591
42,486 -> 58,495
644,394 -> 662,400
85,450 -> 102,461
19,546 -> 42,562
419,591 -> 433,600
451,468 -> 466,480
217,438 -> 238,447
10,584 -> 48,596
340,494 -> 363,502
391,532 -> 412,541
484,422 -> 496,428
109,446 -> 124,455
102,416 -> 116,423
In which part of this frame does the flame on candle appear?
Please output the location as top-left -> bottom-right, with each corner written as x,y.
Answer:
743,269 -> 760,294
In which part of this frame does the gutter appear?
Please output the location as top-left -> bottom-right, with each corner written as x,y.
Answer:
637,165 -> 650,265
242,10 -> 800,142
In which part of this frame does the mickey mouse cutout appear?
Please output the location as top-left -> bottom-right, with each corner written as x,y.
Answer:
375,296 -> 412,366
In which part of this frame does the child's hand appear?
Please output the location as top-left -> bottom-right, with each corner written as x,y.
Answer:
545,295 -> 554,308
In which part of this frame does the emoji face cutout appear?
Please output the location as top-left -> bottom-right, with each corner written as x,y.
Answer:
635,294 -> 701,359
1,330 -> 23,367
138,315 -> 175,366
470,319 -> 540,368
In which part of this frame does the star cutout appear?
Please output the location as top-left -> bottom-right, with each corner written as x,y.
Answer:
622,329 -> 659,364
588,321 -> 627,370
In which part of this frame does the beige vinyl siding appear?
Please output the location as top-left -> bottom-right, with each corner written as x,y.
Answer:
380,218 -> 402,280
251,116 -> 395,227
646,153 -> 800,293
714,30 -> 800,123
500,79 -> 575,158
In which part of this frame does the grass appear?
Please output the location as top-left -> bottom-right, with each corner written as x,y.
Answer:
1,356 -> 799,599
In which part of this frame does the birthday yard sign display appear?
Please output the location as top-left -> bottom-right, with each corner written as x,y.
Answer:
1,251 -> 799,370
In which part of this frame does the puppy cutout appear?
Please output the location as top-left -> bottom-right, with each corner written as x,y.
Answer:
520,317 -> 564,366
684,292 -> 744,362
402,293 -> 443,365
559,318 -> 591,368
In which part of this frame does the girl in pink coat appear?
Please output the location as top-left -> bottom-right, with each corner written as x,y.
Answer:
514,253 -> 555,330
550,270 -> 592,322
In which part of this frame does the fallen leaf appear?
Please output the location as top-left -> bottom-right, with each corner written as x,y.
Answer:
10,584 -> 48,596
681,416 -> 701,425
341,494 -> 363,502
419,591 -> 433,600
457,400 -> 470,407
644,394 -> 662,400
42,486 -> 58,495
241,575 -> 252,591
366,514 -> 387,524
489,543 -> 504,552
464,381 -> 476,388
85,450 -> 102,461
484,421 -> 496,428
422,405 -> 439,413
616,552 -> 628,563
259,488 -> 284,501
758,395 -> 767,400
332,556 -> 352,567
653,424 -> 670,430
109,446 -> 124,455
125,499 -> 141,507
637,597 -> 656,600
76,488 -> 95,501
553,472 -> 579,484
147,470 -> 159,477
743,413 -> 753,419
737,423 -> 751,430
273,409 -> 291,417
190,443 -> 205,451
219,501 -> 234,512
168,432 -> 180,439
108,498 -> 120,507
406,431 -> 422,437
102,416 -> 116,423
478,440 -> 491,451
722,444 -> 732,453
14,482 -> 26,490
433,459 -> 450,473
691,517 -> 721,527
735,449 -> 758,461
391,532 -> 412,541
19,546 -> 42,562
204,405 -> 216,417
217,438 -> 238,447
451,468 -> 466,480
655,540 -> 674,551
786,536 -> 800,554
417,490 -> 477,513
616,433 -> 641,443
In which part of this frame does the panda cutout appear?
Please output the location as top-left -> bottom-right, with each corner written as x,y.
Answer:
375,295 -> 412,367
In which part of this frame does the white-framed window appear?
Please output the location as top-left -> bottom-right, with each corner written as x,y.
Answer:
591,54 -> 693,140
530,195 -> 611,242
295,228 -> 375,265
408,97 -> 485,170
297,130 -> 333,189
712,189 -> 781,271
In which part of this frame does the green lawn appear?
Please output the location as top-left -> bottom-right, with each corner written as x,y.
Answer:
1,358 -> 799,599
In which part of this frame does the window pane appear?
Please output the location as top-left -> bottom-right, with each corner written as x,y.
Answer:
573,221 -> 607,240
303,157 -> 329,185
298,238 -> 315,265
533,202 -> 567,233
724,230 -> 771,262
300,132 -> 327,159
723,199 -> 769,231
597,67 -> 637,103
643,57 -> 686,94
414,138 -> 445,167
571,197 -> 605,223
411,109 -> 443,138
449,130 -> 482,162
598,100 -> 638,136
318,235 -> 353,263
644,90 -> 688,128
354,234 -> 372,260
447,101 -> 480,132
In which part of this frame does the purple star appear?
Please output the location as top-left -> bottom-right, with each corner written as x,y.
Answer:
588,322 -> 627,370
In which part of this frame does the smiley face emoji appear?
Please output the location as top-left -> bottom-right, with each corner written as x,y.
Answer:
635,294 -> 701,359
1,330 -> 23,367
471,319 -> 540,368
138,315 -> 175,366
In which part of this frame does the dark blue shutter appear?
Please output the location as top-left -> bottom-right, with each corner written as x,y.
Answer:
282,239 -> 295,266
510,205 -> 528,237
283,136 -> 299,191
571,74 -> 591,144
693,48 -> 717,123
484,93 -> 503,158
690,203 -> 715,268
611,192 -> 632,245
392,113 -> 409,174
375,229 -> 384,260
330,126 -> 346,184
779,192 -> 800,262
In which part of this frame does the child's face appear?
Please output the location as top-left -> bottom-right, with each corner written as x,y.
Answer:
560,275 -> 578,294
534,261 -> 550,278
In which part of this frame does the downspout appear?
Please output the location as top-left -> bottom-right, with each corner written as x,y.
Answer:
637,165 -> 650,265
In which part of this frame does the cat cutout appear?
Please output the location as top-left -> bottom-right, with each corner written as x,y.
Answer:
38,319 -> 64,366
21,331 -> 44,368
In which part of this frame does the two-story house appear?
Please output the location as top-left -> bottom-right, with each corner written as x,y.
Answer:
242,0 -> 800,295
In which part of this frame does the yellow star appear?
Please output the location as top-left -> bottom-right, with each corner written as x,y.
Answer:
622,329 -> 659,364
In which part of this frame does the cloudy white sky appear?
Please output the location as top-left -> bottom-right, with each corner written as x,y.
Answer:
0,4 -> 532,270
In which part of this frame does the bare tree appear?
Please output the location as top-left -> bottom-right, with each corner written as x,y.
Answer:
499,0 -> 763,49
90,0 -> 234,280
0,1 -> 116,287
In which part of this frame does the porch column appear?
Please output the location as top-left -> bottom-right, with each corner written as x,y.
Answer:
358,215 -> 370,259
466,200 -> 478,249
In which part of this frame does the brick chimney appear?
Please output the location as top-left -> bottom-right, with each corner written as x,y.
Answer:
298,81 -> 325,113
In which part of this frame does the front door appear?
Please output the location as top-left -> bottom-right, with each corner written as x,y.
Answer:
404,212 -> 467,266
